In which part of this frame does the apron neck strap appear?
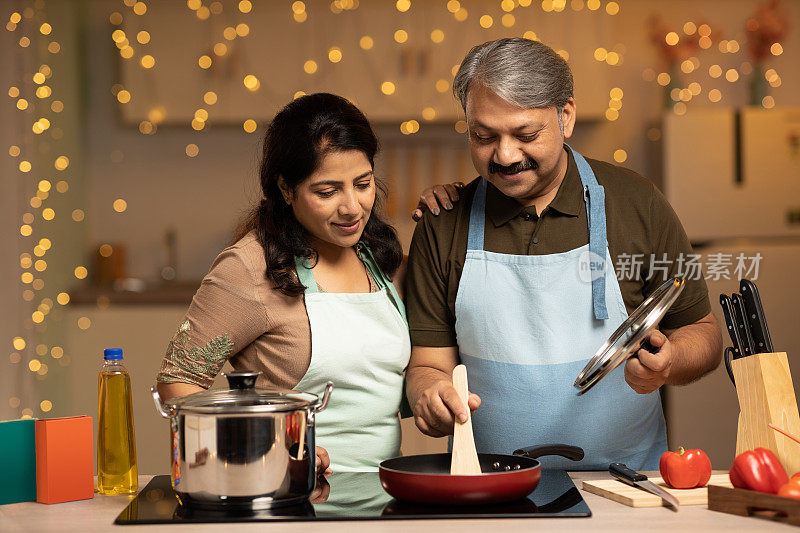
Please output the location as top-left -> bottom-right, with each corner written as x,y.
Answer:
294,256 -> 319,293
566,143 -> 609,320
467,179 -> 488,251
465,144 -> 610,320
357,243 -> 407,323
294,245 -> 408,323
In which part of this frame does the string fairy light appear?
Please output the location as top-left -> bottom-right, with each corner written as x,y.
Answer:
5,5 -> 91,419
117,0 -> 652,148
643,14 -> 784,113
22,8 -> 534,421
16,1 -> 787,419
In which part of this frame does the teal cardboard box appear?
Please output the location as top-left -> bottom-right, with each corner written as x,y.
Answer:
0,419 -> 36,504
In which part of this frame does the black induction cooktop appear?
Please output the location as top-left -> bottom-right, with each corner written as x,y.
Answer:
115,469 -> 591,524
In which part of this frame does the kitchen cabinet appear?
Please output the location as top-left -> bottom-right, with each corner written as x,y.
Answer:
118,0 -> 612,125
663,107 -> 800,241
63,306 -> 189,476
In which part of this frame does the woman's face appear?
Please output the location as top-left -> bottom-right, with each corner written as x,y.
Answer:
284,149 -> 376,251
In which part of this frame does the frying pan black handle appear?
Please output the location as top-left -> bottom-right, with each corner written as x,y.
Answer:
512,444 -> 585,462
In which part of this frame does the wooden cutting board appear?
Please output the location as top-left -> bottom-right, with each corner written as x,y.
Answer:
582,475 -> 733,507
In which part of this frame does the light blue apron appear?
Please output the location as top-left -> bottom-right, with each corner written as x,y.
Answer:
454,146 -> 667,470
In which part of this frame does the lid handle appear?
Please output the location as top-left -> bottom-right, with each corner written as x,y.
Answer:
224,371 -> 261,390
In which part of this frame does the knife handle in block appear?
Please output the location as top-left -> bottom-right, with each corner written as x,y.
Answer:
740,279 -> 774,353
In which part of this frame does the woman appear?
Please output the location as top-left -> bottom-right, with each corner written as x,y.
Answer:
156,93 -> 457,473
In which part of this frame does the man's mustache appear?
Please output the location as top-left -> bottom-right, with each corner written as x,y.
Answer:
488,158 -> 538,175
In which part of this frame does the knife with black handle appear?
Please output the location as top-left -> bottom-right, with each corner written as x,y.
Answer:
719,294 -> 743,359
731,293 -> 756,357
609,462 -> 679,511
739,279 -> 774,353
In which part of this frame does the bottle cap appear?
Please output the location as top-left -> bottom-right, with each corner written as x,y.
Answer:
104,348 -> 123,360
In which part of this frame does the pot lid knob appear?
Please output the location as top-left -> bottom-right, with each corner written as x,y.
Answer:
224,371 -> 260,390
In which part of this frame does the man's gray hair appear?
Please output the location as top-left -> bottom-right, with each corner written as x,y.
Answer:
453,38 -> 574,114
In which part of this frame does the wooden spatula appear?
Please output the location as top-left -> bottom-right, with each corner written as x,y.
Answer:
450,364 -> 482,475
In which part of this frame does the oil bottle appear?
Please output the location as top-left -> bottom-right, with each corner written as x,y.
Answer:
97,348 -> 138,495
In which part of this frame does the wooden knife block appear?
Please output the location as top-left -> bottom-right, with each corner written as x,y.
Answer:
732,352 -> 800,475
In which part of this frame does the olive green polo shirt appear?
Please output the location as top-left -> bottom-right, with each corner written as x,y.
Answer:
406,148 -> 711,347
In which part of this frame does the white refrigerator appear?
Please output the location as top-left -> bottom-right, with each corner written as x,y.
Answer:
661,107 -> 800,467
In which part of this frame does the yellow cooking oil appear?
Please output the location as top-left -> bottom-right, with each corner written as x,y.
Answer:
97,348 -> 138,495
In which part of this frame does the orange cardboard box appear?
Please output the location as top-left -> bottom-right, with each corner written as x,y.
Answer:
35,416 -> 94,504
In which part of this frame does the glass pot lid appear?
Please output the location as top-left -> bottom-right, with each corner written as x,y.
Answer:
574,277 -> 686,395
164,371 -> 320,415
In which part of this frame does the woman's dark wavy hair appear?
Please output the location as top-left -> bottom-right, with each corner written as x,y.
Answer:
234,93 -> 402,297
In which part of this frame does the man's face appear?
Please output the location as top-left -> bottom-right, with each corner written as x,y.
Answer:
465,83 -> 575,205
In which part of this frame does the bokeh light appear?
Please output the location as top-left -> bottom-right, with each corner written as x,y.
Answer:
381,81 -> 396,95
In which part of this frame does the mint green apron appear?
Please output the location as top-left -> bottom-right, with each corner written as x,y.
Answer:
293,243 -> 410,472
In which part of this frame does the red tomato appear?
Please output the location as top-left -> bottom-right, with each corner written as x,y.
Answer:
659,447 -> 712,489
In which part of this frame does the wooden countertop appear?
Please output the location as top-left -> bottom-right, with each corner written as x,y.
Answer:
0,471 -> 794,532
68,281 -> 200,306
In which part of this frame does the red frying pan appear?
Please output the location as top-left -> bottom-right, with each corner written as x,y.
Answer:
378,444 -> 584,505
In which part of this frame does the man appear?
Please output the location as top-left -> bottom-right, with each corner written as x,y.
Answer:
405,38 -> 723,470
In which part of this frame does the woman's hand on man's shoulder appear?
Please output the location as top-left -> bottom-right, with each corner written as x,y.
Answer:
412,181 -> 464,221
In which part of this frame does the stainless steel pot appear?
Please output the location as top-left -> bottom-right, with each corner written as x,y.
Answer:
151,371 -> 333,510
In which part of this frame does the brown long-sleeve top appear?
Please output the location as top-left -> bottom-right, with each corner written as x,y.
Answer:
156,231 -> 314,389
